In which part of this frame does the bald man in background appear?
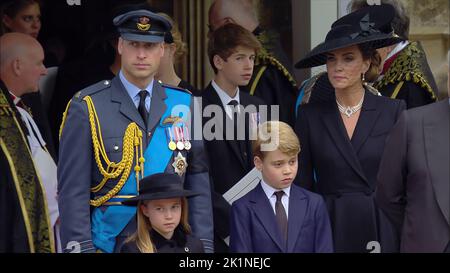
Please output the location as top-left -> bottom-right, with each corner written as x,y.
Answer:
0,33 -> 58,252
208,0 -> 298,127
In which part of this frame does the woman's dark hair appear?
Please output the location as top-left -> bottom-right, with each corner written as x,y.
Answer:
0,0 -> 41,34
1,0 -> 40,17
358,42 -> 382,83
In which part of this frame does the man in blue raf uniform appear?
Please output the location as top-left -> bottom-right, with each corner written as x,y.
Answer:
58,7 -> 214,253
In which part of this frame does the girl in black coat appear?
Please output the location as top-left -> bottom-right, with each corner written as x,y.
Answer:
120,173 -> 204,253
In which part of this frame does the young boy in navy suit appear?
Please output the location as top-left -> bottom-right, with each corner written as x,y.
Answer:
229,121 -> 333,253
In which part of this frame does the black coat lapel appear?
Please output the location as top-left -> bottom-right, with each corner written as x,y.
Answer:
424,100 -> 450,225
203,84 -> 246,168
351,91 -> 381,154
147,81 -> 167,133
238,93 -> 258,167
110,77 -> 146,131
321,101 -> 368,183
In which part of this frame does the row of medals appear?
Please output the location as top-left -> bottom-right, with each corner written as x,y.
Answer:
167,126 -> 191,151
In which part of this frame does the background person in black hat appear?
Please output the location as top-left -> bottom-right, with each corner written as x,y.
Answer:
120,173 -> 204,253
58,5 -> 214,253
293,5 -> 406,252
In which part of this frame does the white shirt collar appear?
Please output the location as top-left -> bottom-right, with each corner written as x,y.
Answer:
211,79 -> 240,107
8,91 -> 21,105
386,40 -> 409,61
119,70 -> 154,101
260,179 -> 291,200
377,41 -> 410,82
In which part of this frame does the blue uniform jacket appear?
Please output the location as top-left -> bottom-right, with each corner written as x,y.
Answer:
58,76 -> 214,252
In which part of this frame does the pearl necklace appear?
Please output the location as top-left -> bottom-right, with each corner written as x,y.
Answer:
336,94 -> 364,118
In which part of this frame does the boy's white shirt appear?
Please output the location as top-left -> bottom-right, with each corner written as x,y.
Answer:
211,79 -> 240,119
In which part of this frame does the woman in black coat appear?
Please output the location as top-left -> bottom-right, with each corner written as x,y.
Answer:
294,5 -> 406,252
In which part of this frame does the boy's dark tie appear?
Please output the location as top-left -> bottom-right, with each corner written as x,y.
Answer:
228,100 -> 246,157
138,90 -> 148,127
274,191 -> 288,243
228,99 -> 240,137
227,99 -> 239,117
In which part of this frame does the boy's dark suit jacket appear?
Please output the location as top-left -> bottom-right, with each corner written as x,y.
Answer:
230,183 -> 333,252
201,82 -> 266,252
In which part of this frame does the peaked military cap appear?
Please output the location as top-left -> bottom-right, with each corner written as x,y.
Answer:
113,8 -> 171,43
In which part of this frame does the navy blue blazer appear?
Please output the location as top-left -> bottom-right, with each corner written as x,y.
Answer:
229,183 -> 333,253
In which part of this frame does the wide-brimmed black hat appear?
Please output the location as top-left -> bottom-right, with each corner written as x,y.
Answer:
122,173 -> 199,206
331,4 -> 397,34
295,4 -> 403,69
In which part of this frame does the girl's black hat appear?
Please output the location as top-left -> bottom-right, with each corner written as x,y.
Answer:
122,173 -> 199,206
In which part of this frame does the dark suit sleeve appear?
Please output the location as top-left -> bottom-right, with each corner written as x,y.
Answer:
119,241 -> 140,253
229,201 -> 253,253
402,82 -> 435,109
376,110 -> 408,235
48,63 -> 79,152
57,97 -> 96,253
184,97 -> 214,253
211,185 -> 232,241
294,107 -> 315,190
313,196 -> 334,253
395,100 -> 407,120
187,236 -> 205,253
